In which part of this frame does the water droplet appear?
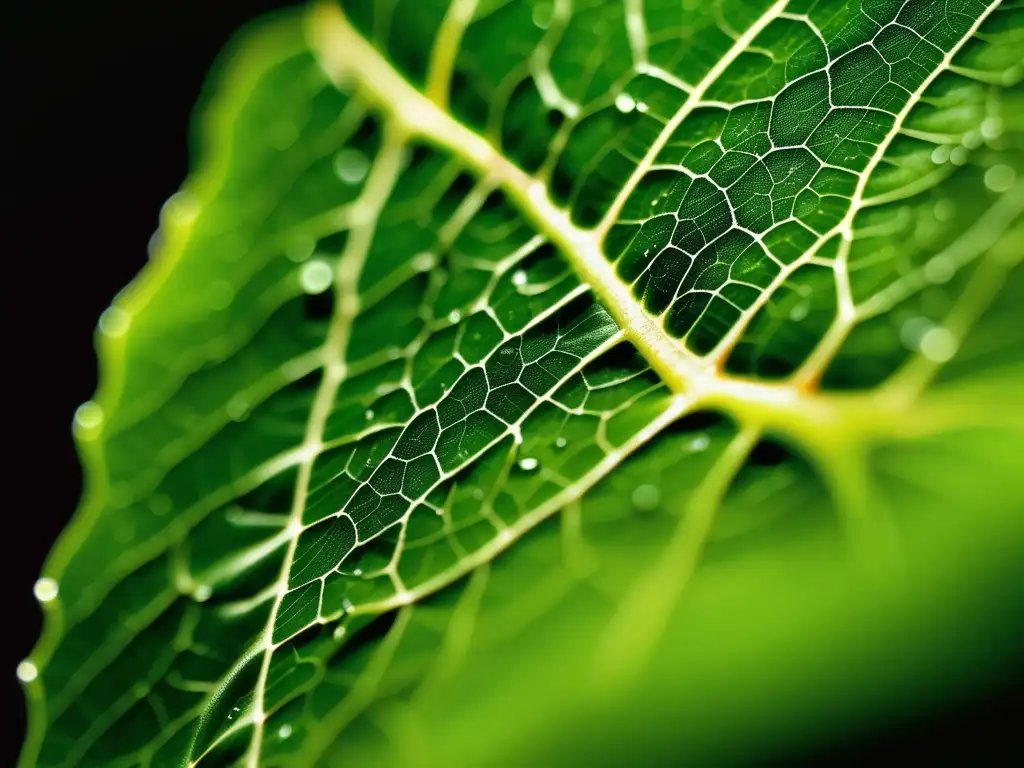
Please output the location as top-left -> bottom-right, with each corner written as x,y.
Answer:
434,507 -> 444,516
511,269 -> 528,287
412,252 -> 437,271
286,237 -> 315,263
518,457 -> 539,471
636,101 -> 649,114
342,598 -> 354,612
147,230 -> 163,259
34,578 -> 59,603
352,568 -> 363,576
949,146 -> 969,166
933,199 -> 955,222
631,484 -> 660,512
984,164 -> 1015,193
686,433 -> 710,452
208,281 -> 235,310
930,145 -> 950,165
980,117 -> 1003,141
472,488 -> 485,500
615,93 -> 636,113
788,302 -> 809,322
333,625 -> 347,640
919,326 -> 958,362
271,122 -> 299,149
532,1 -> 553,29
114,523 -> 134,545
365,409 -> 375,421
193,584 -> 212,602
497,346 -> 518,365
161,192 -> 199,227
899,316 -> 933,350
149,495 -> 172,517
16,660 -> 38,683
110,482 -> 134,509
447,309 -> 462,323
300,260 -> 334,294
74,401 -> 103,432
962,130 -> 982,150
227,395 -> 250,421
924,256 -> 954,284
98,307 -> 130,337
334,148 -> 370,184
278,724 -> 293,739
555,436 -> 567,449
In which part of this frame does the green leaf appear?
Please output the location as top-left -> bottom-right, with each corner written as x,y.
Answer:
21,1 -> 1024,766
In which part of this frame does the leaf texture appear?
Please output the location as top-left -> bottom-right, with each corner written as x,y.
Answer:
21,1 -> 1024,766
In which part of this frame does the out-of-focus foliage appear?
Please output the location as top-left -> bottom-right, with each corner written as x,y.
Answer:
20,1 -> 1024,766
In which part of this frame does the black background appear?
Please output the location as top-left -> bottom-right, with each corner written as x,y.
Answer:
7,2 -> 1021,765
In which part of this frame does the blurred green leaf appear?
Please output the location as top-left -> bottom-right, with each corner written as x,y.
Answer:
21,1 -> 1024,766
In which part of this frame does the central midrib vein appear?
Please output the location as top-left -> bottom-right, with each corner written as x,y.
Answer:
307,2 -> 804,411
305,1 -> 998,436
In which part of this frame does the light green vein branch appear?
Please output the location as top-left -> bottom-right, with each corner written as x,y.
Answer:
426,0 -> 479,108
241,121 -> 407,768
593,426 -> 761,693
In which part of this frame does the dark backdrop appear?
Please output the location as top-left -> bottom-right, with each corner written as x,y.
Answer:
7,2 -> 1020,765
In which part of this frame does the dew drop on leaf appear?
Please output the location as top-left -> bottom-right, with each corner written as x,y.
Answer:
532,1 -> 553,29
924,256 -> 955,284
193,584 -> 213,602
33,578 -> 59,603
631,484 -> 661,512
511,269 -> 528,287
931,145 -> 950,164
286,237 -> 315,263
74,401 -> 103,432
789,302 -> 809,322
334,148 -> 370,184
498,346 -> 518,365
686,433 -> 710,452
518,457 -> 539,471
984,164 -> 1015,193
980,116 -> 1003,140
615,93 -> 636,113
919,326 -> 958,362
17,660 -> 38,683
300,260 -> 334,294
278,724 -> 293,740
98,307 -> 130,337
413,252 -> 437,271
149,495 -> 173,516
227,395 -> 250,421
208,281 -> 235,310
555,436 -> 567,449
900,316 -> 933,350
933,199 -> 955,222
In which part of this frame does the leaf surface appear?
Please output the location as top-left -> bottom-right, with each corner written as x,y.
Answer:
21,1 -> 1024,766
